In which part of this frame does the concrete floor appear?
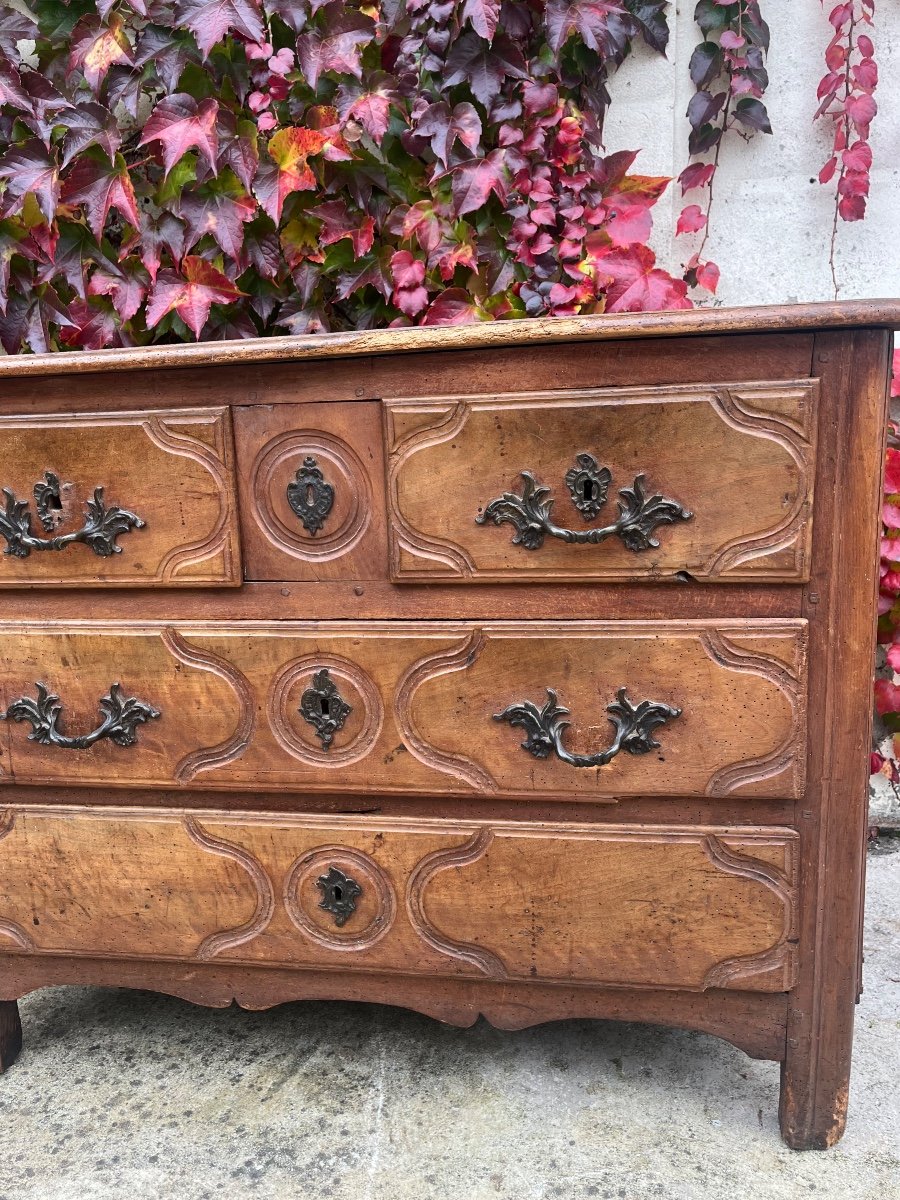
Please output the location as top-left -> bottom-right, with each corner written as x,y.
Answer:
0,847 -> 898,1200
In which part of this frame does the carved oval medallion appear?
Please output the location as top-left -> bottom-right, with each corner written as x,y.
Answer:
267,653 -> 383,766
283,846 -> 396,951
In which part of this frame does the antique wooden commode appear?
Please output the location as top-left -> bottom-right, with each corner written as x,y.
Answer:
0,302 -> 895,1149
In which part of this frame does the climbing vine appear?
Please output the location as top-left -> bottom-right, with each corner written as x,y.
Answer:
815,0 -> 878,296
0,0 -> 689,350
677,1 -> 771,296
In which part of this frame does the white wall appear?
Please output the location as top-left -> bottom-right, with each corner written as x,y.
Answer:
603,3 -> 900,305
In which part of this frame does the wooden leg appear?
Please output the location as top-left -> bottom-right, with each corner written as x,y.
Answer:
778,1027 -> 853,1152
0,1000 -> 22,1073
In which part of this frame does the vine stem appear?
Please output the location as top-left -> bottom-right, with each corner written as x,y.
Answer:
829,6 -> 857,300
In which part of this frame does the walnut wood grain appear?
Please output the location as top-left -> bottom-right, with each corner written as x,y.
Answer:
0,999 -> 21,1073
0,409 -> 240,587
0,300 -> 894,379
0,619 -> 806,800
779,328 -> 892,1151
0,955 -> 788,1061
0,805 -> 797,994
385,381 -> 817,583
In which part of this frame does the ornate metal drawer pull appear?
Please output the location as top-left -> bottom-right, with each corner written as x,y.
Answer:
317,865 -> 362,926
0,472 -> 145,560
299,668 -> 352,750
494,687 -> 681,768
476,453 -> 692,553
287,456 -> 334,535
0,682 -> 160,750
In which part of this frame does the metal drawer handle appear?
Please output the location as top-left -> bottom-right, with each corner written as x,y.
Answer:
494,687 -> 681,768
0,682 -> 160,750
476,453 -> 692,553
0,472 -> 145,560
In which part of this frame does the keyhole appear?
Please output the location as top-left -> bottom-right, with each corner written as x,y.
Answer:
47,492 -> 62,511
333,885 -> 343,902
582,479 -> 597,502
305,483 -> 315,506
320,696 -> 331,717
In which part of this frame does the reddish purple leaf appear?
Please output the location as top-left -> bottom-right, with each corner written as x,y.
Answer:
0,140 -> 59,224
139,94 -> 220,176
69,15 -> 134,95
62,152 -> 141,241
451,149 -> 509,216
146,255 -> 245,338
675,204 -> 706,235
297,11 -> 375,91
174,0 -> 265,59
461,0 -> 501,43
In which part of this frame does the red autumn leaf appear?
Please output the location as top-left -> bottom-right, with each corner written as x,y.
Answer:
69,15 -> 134,95
312,200 -> 375,258
146,255 -> 244,338
58,297 -> 119,349
61,152 -> 141,241
605,203 -> 652,247
451,149 -> 509,216
174,0 -> 265,59
0,54 -> 30,111
336,78 -> 398,144
139,94 -> 219,177
414,101 -> 482,168
891,350 -> 900,398
178,184 -> 257,259
676,204 -> 707,235
422,288 -> 484,325
88,258 -> 149,323
883,502 -> 900,530
887,643 -> 900,674
843,141 -> 873,172
678,162 -> 715,193
694,260 -> 720,293
845,93 -> 877,133
885,449 -> 900,496
874,678 -> 900,717
443,32 -> 528,108
296,11 -> 375,91
59,101 -> 122,168
461,0 -> 501,43
819,156 -> 837,184
401,201 -> 446,255
586,241 -> 691,313
544,0 -> 636,57
253,126 -> 326,222
0,139 -> 59,224
390,250 -> 425,290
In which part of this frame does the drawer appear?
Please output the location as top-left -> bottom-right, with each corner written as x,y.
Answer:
0,619 -> 806,800
384,380 -> 817,583
0,806 -> 799,993
0,409 -> 240,587
232,402 -> 388,581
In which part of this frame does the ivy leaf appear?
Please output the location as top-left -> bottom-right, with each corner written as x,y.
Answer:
422,287 -> 484,325
336,77 -> 399,144
88,258 -> 150,323
675,204 -> 706,235
69,15 -> 135,95
174,0 -> 265,59
58,297 -> 120,350
586,241 -> 691,312
0,140 -> 59,224
296,11 -> 375,90
139,94 -> 220,177
733,97 -> 772,134
414,101 -> 482,168
689,41 -> 723,88
443,32 -> 527,108
19,71 -> 72,144
177,179 -> 257,259
693,0 -> 731,36
0,10 -> 38,57
128,212 -> 187,281
253,126 -> 326,222
335,250 -> 392,301
0,55 -> 30,111
544,0 -> 637,58
625,1 -> 669,54
61,151 -> 141,241
450,149 -> 509,216
461,0 -> 501,44
312,200 -> 375,258
146,255 -> 245,338
134,25 -> 196,93
59,102 -> 122,168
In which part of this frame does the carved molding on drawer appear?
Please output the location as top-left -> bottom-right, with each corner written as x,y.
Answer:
700,834 -> 799,991
161,629 -> 256,783
699,387 -> 815,579
183,818 -> 276,960
384,381 -> 818,583
395,631 -> 499,793
699,629 -> 807,797
0,811 -> 34,952
140,414 -> 238,583
249,430 -> 372,562
405,828 -> 508,979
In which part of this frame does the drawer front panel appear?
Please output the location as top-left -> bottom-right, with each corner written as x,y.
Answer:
0,409 -> 240,586
385,381 -> 817,583
0,807 -> 799,993
0,620 -> 806,800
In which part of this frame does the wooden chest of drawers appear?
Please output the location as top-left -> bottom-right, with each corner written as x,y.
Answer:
0,302 -> 895,1150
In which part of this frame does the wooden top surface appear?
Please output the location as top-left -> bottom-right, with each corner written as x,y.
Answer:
0,299 -> 897,379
